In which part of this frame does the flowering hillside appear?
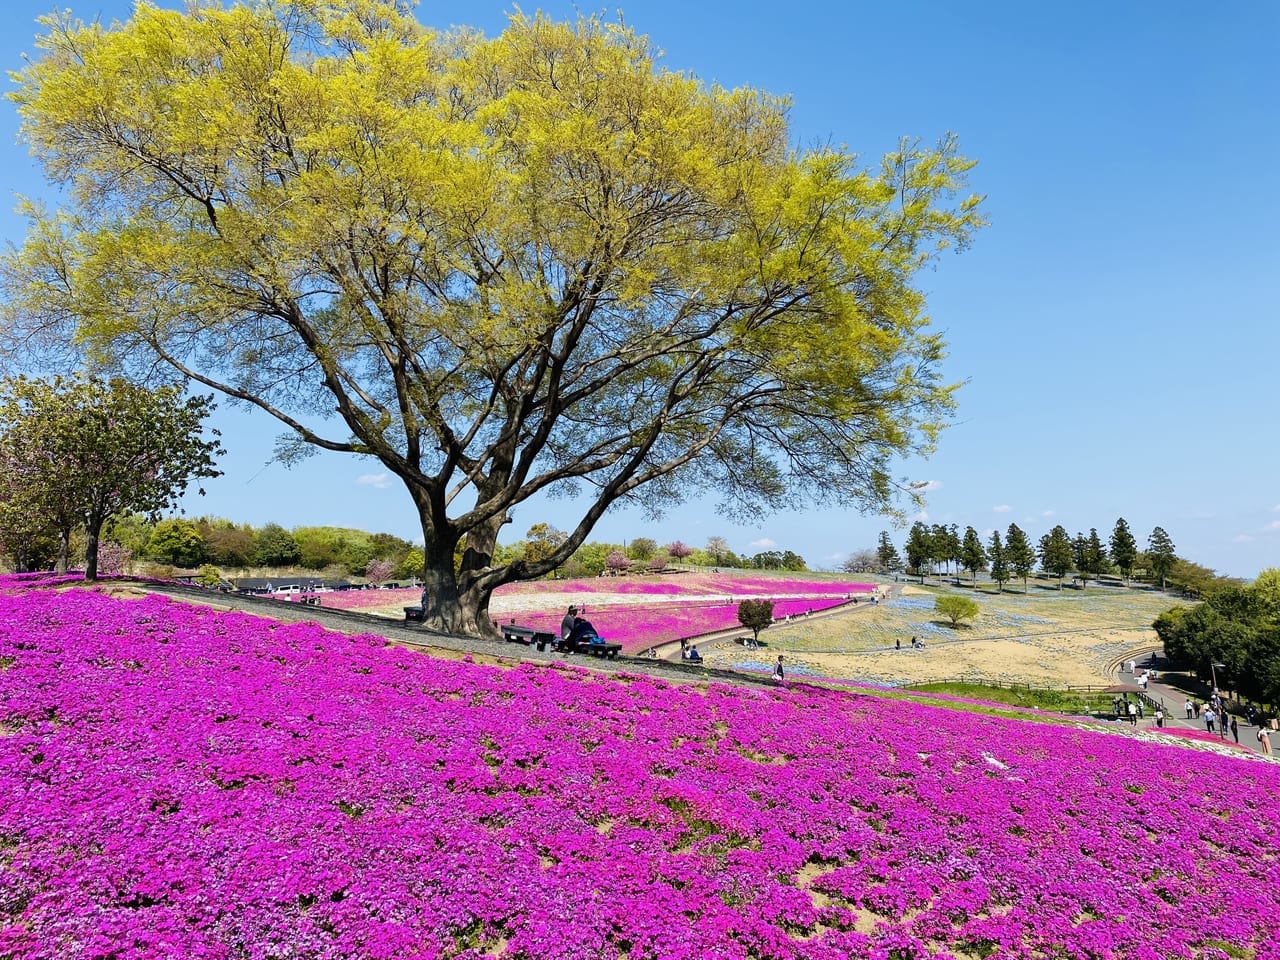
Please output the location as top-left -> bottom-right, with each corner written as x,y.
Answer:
318,572 -> 874,651
1,581 -> 1278,959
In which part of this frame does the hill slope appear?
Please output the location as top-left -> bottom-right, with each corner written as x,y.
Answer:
1,579 -> 1276,959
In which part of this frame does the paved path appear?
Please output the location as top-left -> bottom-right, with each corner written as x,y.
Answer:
1119,653 -> 1272,758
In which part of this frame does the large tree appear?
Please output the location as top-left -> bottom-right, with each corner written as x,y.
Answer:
904,522 -> 931,583
875,530 -> 902,573
1005,523 -> 1036,593
960,525 -> 986,584
4,3 -> 982,636
1147,526 -> 1178,591
1038,525 -> 1073,590
0,376 -> 222,579
987,529 -> 1008,593
1071,528 -> 1106,590
1108,517 -> 1138,585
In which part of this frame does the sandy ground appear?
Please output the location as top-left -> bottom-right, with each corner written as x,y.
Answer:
692,583 -> 1166,688
705,628 -> 1157,688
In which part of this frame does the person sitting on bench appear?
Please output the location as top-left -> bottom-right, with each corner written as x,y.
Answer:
567,616 -> 600,648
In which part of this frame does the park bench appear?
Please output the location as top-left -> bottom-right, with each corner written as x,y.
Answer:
554,632 -> 622,658
576,639 -> 623,659
403,606 -> 426,624
501,625 -> 557,649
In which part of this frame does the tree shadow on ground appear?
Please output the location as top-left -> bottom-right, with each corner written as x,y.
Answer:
929,620 -> 974,631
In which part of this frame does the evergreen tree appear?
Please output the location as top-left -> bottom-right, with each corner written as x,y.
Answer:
960,525 -> 987,584
1109,517 -> 1138,585
1086,527 -> 1107,582
1038,525 -> 1073,589
1071,528 -> 1106,590
876,531 -> 901,573
1005,523 -> 1036,593
1147,526 -> 1177,591
905,522 -> 931,583
987,529 -> 1009,593
930,523 -> 949,575
946,524 -> 963,580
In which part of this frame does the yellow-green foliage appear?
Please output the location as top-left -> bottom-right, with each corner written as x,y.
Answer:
4,1 -> 984,633
935,594 -> 980,625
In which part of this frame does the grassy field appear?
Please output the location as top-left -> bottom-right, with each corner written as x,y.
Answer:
715,580 -> 1179,688
319,569 -> 1180,688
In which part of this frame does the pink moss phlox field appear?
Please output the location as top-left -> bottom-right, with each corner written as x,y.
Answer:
493,573 -> 874,599
2,582 -> 1278,960
514,598 -> 849,653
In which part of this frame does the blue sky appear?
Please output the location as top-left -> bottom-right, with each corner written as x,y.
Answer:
1,1 -> 1276,578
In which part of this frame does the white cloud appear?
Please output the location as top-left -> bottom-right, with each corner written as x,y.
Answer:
1272,505 -> 1280,513
750,537 -> 777,548
1233,534 -> 1255,543
910,509 -> 930,523
356,473 -> 391,489
910,479 -> 943,492
992,504 -> 1011,513
1264,520 -> 1280,532
825,552 -> 845,562
1041,510 -> 1056,518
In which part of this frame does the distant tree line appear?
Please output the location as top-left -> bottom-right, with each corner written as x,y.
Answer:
1154,570 -> 1280,708
849,518 -> 1204,594
495,529 -> 806,579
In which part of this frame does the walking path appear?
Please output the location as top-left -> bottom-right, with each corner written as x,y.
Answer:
1119,652 -> 1272,758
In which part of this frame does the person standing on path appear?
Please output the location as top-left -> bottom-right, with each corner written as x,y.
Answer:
773,655 -> 785,683
1204,707 -> 1216,734
1127,701 -> 1137,725
1230,716 -> 1239,744
1185,698 -> 1194,719
1154,708 -> 1164,728
1259,728 -> 1273,756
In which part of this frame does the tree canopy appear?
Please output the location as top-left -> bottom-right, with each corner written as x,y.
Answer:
4,1 -> 982,634
935,594 -> 979,626
1109,517 -> 1138,584
1155,570 -> 1280,707
737,598 -> 775,644
1147,527 -> 1178,591
0,376 -> 222,578
1038,525 -> 1073,589
1004,523 -> 1036,593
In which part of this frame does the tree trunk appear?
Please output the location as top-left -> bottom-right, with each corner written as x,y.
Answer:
417,502 -> 507,640
84,520 -> 101,581
55,526 -> 71,575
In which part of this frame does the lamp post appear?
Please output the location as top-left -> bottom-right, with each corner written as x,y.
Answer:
1210,661 -> 1226,696
1211,662 -> 1227,738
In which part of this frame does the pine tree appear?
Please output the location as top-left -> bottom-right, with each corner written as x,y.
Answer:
960,525 -> 987,584
1005,523 -> 1036,593
1039,525 -> 1073,589
1147,526 -> 1177,591
905,522 -> 931,583
987,529 -> 1009,593
1109,517 -> 1138,586
876,531 -> 902,573
1071,528 -> 1106,590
